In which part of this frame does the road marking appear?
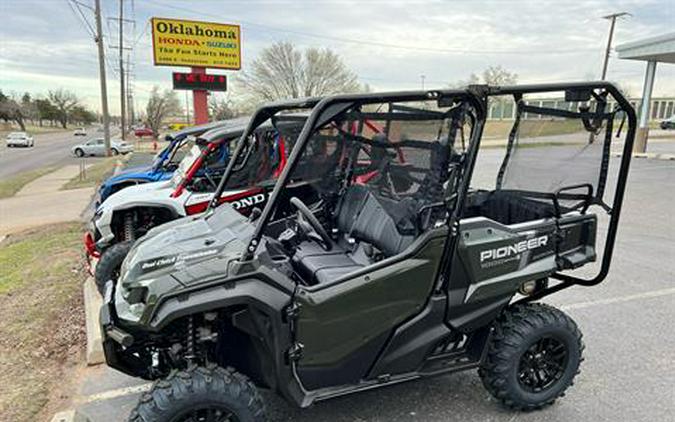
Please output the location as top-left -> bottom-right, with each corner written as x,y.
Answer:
80,383 -> 151,404
560,287 -> 675,311
76,288 -> 675,405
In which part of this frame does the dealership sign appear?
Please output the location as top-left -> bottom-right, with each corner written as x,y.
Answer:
173,72 -> 227,91
151,17 -> 241,69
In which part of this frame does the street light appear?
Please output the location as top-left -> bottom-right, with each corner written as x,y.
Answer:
601,12 -> 631,80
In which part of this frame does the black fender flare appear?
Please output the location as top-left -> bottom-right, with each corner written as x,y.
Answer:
144,277 -> 300,400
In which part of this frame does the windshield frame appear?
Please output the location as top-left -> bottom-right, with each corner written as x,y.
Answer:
238,88 -> 487,260
170,144 -> 205,190
206,97 -> 322,212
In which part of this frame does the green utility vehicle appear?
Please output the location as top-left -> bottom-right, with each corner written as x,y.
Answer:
100,82 -> 635,421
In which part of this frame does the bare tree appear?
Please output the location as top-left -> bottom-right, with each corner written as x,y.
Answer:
145,86 -> 181,137
450,66 -> 517,88
448,73 -> 480,89
0,97 -> 27,131
238,41 -> 361,102
48,89 -> 79,128
481,66 -> 518,86
209,95 -> 237,121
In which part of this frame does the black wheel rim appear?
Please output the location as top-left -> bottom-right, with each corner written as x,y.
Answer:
517,335 -> 568,393
171,406 -> 239,422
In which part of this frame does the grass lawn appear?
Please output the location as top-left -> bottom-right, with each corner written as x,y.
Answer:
0,123 -> 68,137
483,119 -> 583,139
0,223 -> 86,421
0,167 -> 57,199
61,154 -> 129,190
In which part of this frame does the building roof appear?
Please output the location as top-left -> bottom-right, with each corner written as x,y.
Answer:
616,32 -> 675,63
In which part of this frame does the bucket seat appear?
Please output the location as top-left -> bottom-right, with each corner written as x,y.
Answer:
292,184 -> 416,285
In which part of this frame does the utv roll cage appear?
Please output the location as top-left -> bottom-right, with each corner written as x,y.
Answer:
486,82 -> 636,301
210,82 -> 635,302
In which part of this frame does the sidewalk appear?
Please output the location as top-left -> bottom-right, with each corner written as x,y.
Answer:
0,165 -> 94,237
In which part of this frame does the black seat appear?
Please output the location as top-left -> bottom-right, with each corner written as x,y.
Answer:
341,186 -> 415,256
292,241 -> 363,285
293,185 -> 416,284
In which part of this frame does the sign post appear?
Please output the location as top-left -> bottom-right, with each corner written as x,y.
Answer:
151,17 -> 241,125
191,67 -> 209,124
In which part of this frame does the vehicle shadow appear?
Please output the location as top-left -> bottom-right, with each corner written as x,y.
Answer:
262,371 -> 522,422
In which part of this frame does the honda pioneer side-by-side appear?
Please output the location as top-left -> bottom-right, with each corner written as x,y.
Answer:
100,82 -> 635,422
96,120 -> 244,205
87,115 -> 310,294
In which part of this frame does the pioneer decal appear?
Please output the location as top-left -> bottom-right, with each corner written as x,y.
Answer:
479,235 -> 549,267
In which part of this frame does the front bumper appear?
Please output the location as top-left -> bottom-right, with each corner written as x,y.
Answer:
100,282 -> 150,379
83,232 -> 100,276
6,141 -> 29,147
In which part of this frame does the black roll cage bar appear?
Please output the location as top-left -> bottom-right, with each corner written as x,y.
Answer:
207,81 -> 636,300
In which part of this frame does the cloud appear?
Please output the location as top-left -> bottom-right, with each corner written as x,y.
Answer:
1,0 -> 673,114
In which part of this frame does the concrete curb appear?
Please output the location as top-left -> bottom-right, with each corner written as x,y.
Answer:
50,409 -> 91,422
84,277 -> 104,365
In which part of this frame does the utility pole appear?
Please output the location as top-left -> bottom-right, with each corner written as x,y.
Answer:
185,91 -> 190,124
420,74 -> 426,90
126,53 -> 134,127
601,12 -> 630,80
118,0 -> 126,140
94,0 -> 111,155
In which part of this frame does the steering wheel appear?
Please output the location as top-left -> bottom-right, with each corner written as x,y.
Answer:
290,197 -> 332,251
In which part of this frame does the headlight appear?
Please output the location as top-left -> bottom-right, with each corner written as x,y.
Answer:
114,280 -> 150,323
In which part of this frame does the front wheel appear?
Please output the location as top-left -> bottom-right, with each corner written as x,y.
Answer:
75,148 -> 84,157
479,303 -> 584,411
94,241 -> 132,295
111,148 -> 119,156
129,365 -> 266,422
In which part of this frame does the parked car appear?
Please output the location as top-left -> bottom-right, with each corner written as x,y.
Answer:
168,122 -> 191,131
96,119 -> 248,205
100,82 -> 638,421
5,132 -> 34,147
660,115 -> 675,130
73,127 -> 87,136
134,127 -> 155,138
72,138 -> 133,157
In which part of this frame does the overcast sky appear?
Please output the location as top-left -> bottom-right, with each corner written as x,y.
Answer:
1,0 -> 673,115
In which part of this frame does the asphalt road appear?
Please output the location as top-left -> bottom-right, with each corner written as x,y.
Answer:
73,150 -> 675,422
0,129 -> 118,179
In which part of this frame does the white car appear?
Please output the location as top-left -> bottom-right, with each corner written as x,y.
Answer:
6,132 -> 34,147
74,127 -> 87,136
72,138 -> 133,157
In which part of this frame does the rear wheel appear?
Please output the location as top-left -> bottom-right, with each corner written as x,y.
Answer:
94,241 -> 132,296
111,148 -> 119,156
128,365 -> 266,422
75,148 -> 84,157
479,303 -> 583,411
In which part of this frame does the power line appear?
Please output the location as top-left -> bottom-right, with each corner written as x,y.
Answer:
65,0 -> 96,38
144,0 -> 598,56
132,20 -> 150,48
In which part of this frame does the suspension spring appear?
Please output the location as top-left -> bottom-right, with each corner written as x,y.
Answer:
185,315 -> 195,362
123,212 -> 135,242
